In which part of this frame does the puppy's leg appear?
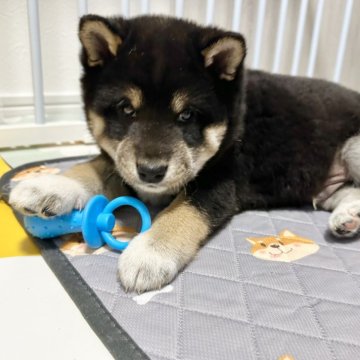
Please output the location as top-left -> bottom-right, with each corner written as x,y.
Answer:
341,134 -> 360,183
10,154 -> 126,217
322,186 -> 360,237
118,193 -> 210,292
321,135 -> 360,237
118,180 -> 238,293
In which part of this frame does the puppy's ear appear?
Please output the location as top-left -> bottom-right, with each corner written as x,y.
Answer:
246,237 -> 257,245
280,230 -> 297,238
200,33 -> 246,80
79,15 -> 123,67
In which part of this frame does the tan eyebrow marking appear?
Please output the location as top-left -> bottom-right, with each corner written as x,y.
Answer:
171,90 -> 189,113
123,86 -> 143,109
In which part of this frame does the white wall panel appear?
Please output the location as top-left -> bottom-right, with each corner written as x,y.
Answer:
0,0 -> 33,97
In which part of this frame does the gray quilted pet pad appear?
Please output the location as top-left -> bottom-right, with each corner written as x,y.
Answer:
2,157 -> 360,360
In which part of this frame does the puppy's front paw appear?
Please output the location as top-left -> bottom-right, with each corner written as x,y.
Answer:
9,174 -> 90,217
118,231 -> 179,293
329,201 -> 360,238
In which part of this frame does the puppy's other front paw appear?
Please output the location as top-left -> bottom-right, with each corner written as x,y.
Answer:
329,201 -> 360,238
9,174 -> 90,217
118,231 -> 179,293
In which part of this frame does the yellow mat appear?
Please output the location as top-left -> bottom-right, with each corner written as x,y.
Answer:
0,157 -> 40,257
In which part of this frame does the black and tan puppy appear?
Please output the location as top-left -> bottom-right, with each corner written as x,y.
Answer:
10,15 -> 360,292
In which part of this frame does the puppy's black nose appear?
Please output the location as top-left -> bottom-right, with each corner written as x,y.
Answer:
137,164 -> 168,183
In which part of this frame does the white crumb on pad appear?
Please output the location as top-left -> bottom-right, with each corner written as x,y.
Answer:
133,285 -> 174,305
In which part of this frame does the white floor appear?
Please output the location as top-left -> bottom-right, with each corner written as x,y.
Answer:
0,257 -> 113,360
0,145 -> 114,360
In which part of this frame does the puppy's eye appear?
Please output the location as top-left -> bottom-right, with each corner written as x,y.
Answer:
123,105 -> 135,116
178,109 -> 194,123
260,243 -> 267,247
116,99 -> 136,117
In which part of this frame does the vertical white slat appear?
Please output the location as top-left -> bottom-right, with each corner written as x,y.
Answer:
291,0 -> 308,75
27,0 -> 45,124
121,0 -> 130,17
307,0 -> 325,77
77,0 -> 88,17
205,0 -> 215,25
175,0 -> 184,18
272,0 -> 288,73
333,0 -> 353,82
252,0 -> 267,69
141,0 -> 150,14
232,0 -> 243,31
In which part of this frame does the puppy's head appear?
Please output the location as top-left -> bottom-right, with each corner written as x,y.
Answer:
79,15 -> 246,196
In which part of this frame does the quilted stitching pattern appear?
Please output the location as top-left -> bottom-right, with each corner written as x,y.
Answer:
67,209 -> 360,360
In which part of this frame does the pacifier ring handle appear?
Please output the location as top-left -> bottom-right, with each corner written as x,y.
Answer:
100,196 -> 152,250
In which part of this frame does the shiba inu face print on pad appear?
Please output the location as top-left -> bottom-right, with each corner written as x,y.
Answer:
247,230 -> 319,262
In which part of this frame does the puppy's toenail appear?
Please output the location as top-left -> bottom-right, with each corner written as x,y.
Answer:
24,207 -> 36,214
335,227 -> 348,235
42,206 -> 56,217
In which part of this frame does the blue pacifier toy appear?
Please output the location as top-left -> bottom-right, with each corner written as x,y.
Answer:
23,195 -> 152,251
